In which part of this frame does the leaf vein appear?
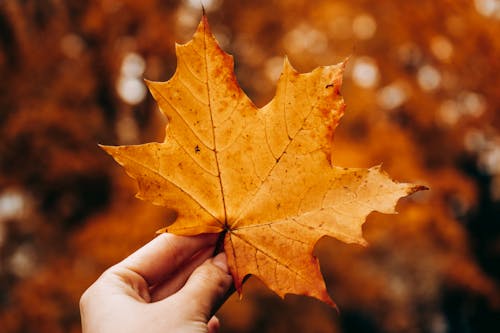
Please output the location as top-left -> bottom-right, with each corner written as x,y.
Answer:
178,54 -> 205,83
232,231 -> 313,286
117,151 -> 222,225
149,84 -> 213,149
176,75 -> 209,106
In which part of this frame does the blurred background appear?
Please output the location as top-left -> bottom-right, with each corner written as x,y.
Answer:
1,0 -> 499,332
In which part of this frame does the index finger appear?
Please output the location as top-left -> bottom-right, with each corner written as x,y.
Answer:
117,232 -> 218,286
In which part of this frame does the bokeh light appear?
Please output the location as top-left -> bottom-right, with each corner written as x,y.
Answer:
352,13 -> 377,40
351,56 -> 379,89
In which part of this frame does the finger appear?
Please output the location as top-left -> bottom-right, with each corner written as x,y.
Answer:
207,316 -> 220,333
149,244 -> 214,301
117,233 -> 218,286
169,252 -> 233,320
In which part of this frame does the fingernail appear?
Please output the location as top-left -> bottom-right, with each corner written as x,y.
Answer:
212,252 -> 228,272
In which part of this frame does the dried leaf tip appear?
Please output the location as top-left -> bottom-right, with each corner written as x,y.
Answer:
408,184 -> 430,194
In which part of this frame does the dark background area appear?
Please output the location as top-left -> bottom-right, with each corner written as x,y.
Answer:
1,1 -> 499,332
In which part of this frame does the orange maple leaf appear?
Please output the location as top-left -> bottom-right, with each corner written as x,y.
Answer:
102,16 -> 426,306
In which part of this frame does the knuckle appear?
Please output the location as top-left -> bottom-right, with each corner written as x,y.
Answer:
197,263 -> 222,282
196,261 -> 232,291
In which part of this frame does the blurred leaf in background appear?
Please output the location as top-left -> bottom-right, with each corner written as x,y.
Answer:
0,1 -> 499,332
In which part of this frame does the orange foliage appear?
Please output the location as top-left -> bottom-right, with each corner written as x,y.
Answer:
1,1 -> 499,332
103,16 -> 425,306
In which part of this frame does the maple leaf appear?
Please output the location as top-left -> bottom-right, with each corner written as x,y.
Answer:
102,16 -> 426,306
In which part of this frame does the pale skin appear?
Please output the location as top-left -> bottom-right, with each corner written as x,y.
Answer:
80,233 -> 233,333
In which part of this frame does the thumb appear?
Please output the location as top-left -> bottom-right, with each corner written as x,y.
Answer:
173,252 -> 233,321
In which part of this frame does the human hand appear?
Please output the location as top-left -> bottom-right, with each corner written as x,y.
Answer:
80,233 -> 232,333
